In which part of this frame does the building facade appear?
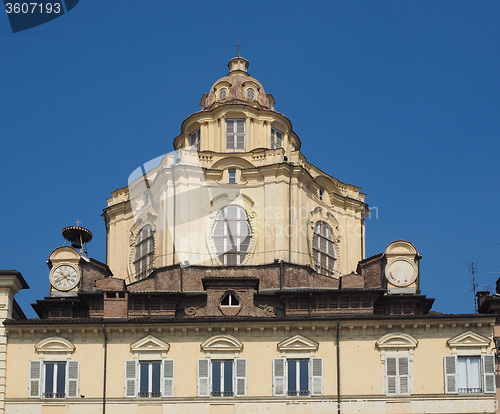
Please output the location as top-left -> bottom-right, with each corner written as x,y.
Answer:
1,56 -> 497,414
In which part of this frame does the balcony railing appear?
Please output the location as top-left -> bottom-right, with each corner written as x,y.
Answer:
138,392 -> 162,398
287,390 -> 310,396
458,387 -> 482,394
43,392 -> 65,398
211,391 -> 234,397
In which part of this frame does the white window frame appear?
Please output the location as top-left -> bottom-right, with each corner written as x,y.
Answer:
125,359 -> 174,398
271,127 -> 283,149
220,292 -> 240,307
273,357 -> 323,397
29,360 -> 79,399
197,358 -> 246,397
226,119 -> 245,150
384,355 -> 410,395
444,354 -> 495,394
228,169 -> 236,184
189,129 -> 200,151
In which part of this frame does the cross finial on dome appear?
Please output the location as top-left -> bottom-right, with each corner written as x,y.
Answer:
235,41 -> 242,57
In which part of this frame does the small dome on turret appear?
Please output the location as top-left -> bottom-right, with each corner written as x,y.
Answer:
200,56 -> 275,111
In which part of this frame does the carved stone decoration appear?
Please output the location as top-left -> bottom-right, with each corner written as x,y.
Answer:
257,303 -> 276,316
447,330 -> 491,354
277,335 -> 319,357
130,335 -> 170,359
201,334 -> 243,354
185,306 -> 200,316
35,337 -> 75,357
376,332 -> 418,351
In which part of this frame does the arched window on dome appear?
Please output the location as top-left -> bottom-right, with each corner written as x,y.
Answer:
212,205 -> 252,266
271,127 -> 283,149
189,129 -> 200,151
133,225 -> 155,279
312,222 -> 336,277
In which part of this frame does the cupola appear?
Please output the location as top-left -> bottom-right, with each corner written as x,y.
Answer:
200,56 -> 275,111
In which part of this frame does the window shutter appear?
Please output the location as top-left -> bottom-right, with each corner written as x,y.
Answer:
29,360 -> 42,398
310,358 -> 323,396
67,361 -> 79,398
482,354 -> 496,393
162,359 -> 174,397
385,356 -> 397,394
398,357 -> 410,394
273,358 -> 286,396
234,358 -> 247,396
197,359 -> 210,397
226,120 -> 234,149
125,360 -> 137,398
444,355 -> 457,394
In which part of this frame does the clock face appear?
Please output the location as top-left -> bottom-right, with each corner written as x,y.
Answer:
385,260 -> 417,287
51,264 -> 80,291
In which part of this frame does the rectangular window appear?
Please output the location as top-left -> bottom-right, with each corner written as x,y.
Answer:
444,355 -> 495,394
125,360 -> 174,398
189,129 -> 200,151
197,358 -> 246,397
228,169 -> 236,184
385,356 -> 410,395
29,361 -> 79,399
271,127 -> 283,149
273,358 -> 322,396
226,119 -> 245,150
212,360 -> 233,397
287,359 -> 309,396
139,361 -> 162,397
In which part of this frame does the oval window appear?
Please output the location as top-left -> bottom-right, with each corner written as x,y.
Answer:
246,88 -> 255,101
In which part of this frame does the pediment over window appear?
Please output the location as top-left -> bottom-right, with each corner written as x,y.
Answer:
277,335 -> 319,353
447,331 -> 490,351
35,337 -> 75,355
200,334 -> 243,354
376,333 -> 418,350
130,335 -> 170,354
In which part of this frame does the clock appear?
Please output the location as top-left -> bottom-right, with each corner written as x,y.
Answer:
385,259 -> 417,287
50,264 -> 80,291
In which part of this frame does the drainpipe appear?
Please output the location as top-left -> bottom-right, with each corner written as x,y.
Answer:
279,260 -> 284,290
180,264 -> 183,292
102,324 -> 108,414
336,320 -> 341,414
288,162 -> 293,262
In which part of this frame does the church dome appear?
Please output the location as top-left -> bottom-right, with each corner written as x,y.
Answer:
201,56 -> 274,111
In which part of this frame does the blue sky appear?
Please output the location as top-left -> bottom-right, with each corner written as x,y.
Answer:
1,1 -> 499,317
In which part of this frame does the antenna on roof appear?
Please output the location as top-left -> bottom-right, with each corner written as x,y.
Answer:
470,262 -> 478,311
468,262 -> 489,311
